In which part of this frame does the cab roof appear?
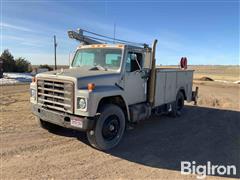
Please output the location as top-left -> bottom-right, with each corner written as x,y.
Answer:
77,43 -> 150,52
77,44 -> 125,49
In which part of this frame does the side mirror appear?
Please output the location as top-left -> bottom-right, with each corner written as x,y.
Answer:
130,54 -> 137,61
140,68 -> 150,79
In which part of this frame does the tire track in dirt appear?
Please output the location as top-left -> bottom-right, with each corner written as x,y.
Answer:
1,128 -> 80,158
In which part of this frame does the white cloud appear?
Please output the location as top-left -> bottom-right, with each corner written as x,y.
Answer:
0,22 -> 34,32
2,35 -> 46,48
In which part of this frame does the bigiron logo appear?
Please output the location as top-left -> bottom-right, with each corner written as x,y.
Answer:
181,161 -> 237,179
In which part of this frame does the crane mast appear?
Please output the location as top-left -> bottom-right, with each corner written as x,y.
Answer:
68,28 -> 149,48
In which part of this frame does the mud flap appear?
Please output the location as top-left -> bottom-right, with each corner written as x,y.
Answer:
192,86 -> 199,105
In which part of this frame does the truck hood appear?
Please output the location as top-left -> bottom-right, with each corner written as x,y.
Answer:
37,67 -> 121,89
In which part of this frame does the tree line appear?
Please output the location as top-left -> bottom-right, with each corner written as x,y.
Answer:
1,49 -> 31,72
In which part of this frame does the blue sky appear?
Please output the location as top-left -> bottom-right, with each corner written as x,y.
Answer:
0,0 -> 239,65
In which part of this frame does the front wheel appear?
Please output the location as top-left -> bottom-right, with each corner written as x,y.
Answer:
87,104 -> 125,150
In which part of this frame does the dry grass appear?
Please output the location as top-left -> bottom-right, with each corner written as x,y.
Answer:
197,95 -> 232,109
159,65 -> 240,82
191,65 -> 240,82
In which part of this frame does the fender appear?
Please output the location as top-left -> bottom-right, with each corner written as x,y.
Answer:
88,85 -> 130,120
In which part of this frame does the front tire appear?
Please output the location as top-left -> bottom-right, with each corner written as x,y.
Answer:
87,104 -> 125,150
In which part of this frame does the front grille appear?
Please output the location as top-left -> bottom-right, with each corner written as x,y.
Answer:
37,78 -> 74,113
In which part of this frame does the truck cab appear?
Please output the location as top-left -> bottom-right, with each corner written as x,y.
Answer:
30,29 -> 197,150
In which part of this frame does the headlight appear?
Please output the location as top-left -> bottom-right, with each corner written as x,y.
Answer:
77,98 -> 86,109
31,89 -> 36,97
30,89 -> 36,101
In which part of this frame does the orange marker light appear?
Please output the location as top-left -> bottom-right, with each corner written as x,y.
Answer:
88,83 -> 95,91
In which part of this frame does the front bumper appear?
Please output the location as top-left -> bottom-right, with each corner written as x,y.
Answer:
32,104 -> 95,131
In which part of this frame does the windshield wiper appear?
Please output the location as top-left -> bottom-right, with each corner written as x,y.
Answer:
89,65 -> 107,71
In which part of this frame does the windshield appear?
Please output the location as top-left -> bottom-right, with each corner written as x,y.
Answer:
72,48 -> 122,70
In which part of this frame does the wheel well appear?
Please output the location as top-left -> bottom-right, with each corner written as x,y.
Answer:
179,88 -> 187,100
97,96 -> 128,121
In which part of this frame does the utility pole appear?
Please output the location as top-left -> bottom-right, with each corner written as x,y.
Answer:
54,35 -> 57,70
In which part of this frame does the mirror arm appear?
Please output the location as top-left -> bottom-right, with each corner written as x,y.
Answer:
135,58 -> 142,70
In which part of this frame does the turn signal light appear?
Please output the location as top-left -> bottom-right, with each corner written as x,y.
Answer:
87,83 -> 95,91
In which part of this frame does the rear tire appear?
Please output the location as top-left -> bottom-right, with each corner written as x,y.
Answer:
87,104 -> 125,151
170,91 -> 185,117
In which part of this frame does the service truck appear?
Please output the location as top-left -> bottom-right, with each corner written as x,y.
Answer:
30,29 -> 198,150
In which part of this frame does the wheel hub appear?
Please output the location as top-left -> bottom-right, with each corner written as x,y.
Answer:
102,115 -> 120,141
109,124 -> 115,131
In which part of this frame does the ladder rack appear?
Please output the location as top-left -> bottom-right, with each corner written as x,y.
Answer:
67,28 -> 149,48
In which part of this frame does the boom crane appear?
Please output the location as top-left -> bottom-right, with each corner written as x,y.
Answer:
67,28 -> 149,48
68,29 -> 102,45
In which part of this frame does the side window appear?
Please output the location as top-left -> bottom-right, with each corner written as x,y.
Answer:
126,52 -> 143,72
125,54 -> 131,72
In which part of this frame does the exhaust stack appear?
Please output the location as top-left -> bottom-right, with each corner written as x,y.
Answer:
148,39 -> 158,106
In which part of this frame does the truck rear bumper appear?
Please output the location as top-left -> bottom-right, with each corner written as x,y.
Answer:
31,104 -> 95,131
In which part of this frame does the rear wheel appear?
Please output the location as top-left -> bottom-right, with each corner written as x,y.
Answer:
170,91 -> 185,117
87,104 -> 125,150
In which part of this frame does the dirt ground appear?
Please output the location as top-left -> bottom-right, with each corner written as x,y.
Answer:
1,82 -> 240,179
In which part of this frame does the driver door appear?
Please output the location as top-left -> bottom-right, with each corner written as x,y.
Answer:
124,51 -> 147,105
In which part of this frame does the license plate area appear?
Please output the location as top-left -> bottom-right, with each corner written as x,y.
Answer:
70,118 -> 83,128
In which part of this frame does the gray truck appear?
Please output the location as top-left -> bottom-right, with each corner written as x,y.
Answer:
30,29 -> 198,150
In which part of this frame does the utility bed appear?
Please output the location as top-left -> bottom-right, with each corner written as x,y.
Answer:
154,68 -> 194,107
